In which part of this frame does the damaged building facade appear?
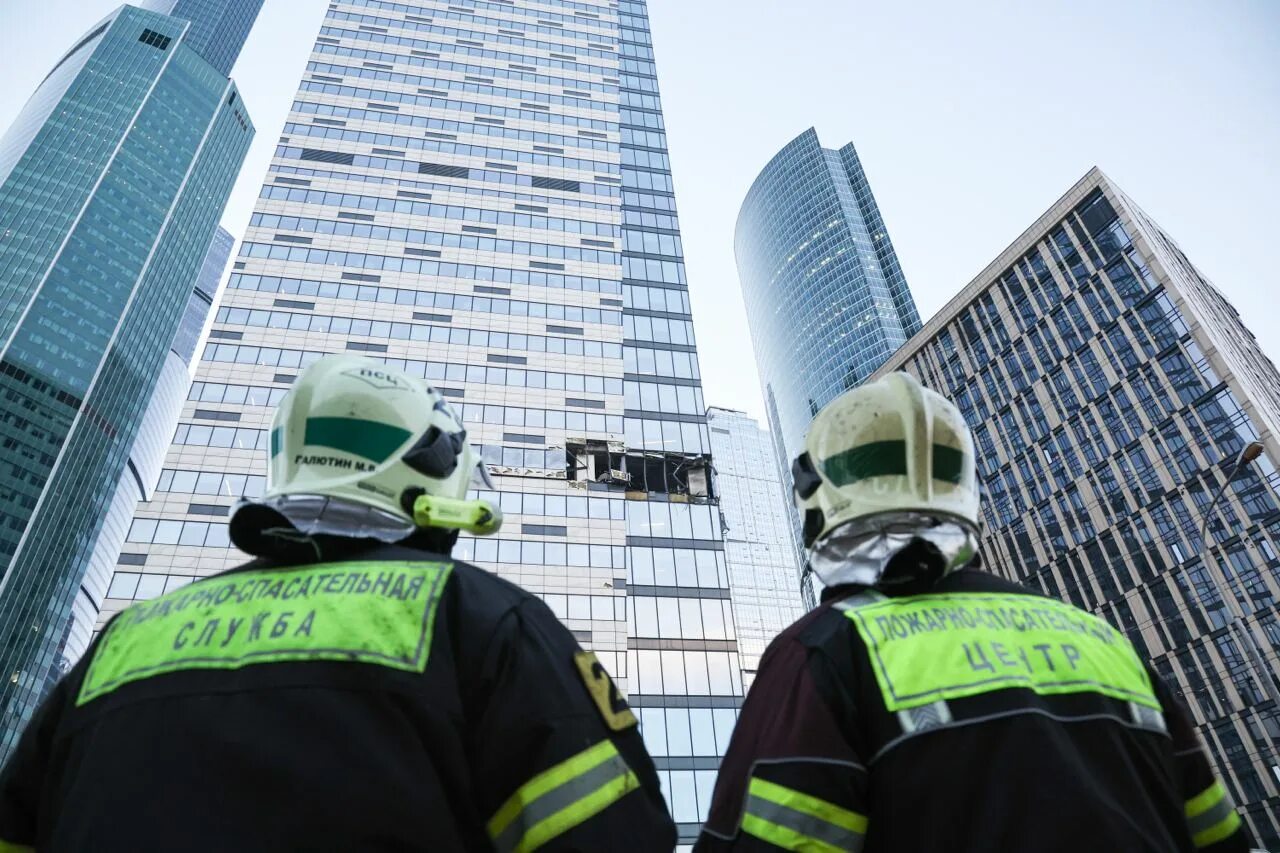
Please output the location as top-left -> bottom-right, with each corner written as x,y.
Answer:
93,0 -> 740,843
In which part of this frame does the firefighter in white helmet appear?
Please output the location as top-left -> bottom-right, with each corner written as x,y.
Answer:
696,372 -> 1248,852
0,355 -> 674,852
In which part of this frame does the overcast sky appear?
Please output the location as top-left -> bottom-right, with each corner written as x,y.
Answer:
2,0 -> 1277,424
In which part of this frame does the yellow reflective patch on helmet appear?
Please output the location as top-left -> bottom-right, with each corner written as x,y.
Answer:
840,592 -> 1160,712
574,651 -> 637,731
79,561 -> 452,705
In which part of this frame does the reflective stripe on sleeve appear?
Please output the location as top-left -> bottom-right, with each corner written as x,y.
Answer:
1185,779 -> 1242,848
741,776 -> 867,853
487,739 -> 640,853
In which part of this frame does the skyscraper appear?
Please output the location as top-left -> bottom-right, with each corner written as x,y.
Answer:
0,2 -> 260,751
62,227 -> 236,680
140,0 -> 265,76
174,227 -> 238,366
707,407 -> 803,685
736,128 -> 922,604
100,1 -> 739,841
871,168 -> 1280,845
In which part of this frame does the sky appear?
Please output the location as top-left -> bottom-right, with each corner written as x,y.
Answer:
2,0 -> 1278,425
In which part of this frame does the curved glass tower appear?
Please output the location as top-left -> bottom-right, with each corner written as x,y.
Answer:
60,227 -> 235,678
0,3 -> 260,754
736,128 -> 921,473
735,128 -> 922,602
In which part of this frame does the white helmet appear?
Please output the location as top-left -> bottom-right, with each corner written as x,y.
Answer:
792,372 -> 980,588
230,355 -> 500,557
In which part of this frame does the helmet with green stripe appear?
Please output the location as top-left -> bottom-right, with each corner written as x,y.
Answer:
792,372 -> 979,552
229,355 -> 500,557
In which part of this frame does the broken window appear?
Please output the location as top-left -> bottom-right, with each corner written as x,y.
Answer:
566,440 -> 712,499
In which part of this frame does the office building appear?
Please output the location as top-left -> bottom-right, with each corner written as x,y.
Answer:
0,3 -> 259,752
61,227 -> 236,676
736,128 -> 923,604
101,0 -> 739,841
871,168 -> 1280,845
707,407 -> 803,685
141,0 -> 264,76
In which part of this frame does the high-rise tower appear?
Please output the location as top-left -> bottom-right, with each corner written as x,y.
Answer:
872,168 -> 1280,845
99,1 -> 739,840
736,128 -> 922,604
706,407 -> 803,685
62,227 -> 236,681
141,0 -> 264,76
0,3 -> 261,754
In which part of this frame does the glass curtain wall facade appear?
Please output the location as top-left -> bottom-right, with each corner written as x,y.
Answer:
706,407 -> 803,686
99,0 -> 738,842
872,168 -> 1280,845
736,128 -> 922,606
0,5 -> 257,753
67,227 -> 236,678
141,0 -> 264,76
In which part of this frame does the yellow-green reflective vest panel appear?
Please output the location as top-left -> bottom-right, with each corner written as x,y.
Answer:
841,592 -> 1159,712
80,561 -> 452,705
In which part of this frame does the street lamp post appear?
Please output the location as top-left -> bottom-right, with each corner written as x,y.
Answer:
1194,441 -> 1280,732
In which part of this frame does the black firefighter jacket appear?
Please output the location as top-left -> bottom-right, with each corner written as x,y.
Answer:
695,567 -> 1250,853
0,542 -> 675,852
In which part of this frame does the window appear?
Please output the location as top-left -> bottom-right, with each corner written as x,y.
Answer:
135,575 -> 167,600
107,573 -> 140,599
188,503 -> 229,517
138,28 -> 172,50
531,176 -> 580,192
418,162 -> 469,178
1159,350 -> 1206,406
294,143 -> 359,165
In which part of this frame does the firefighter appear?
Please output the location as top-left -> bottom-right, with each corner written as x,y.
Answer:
0,355 -> 675,852
695,372 -> 1249,852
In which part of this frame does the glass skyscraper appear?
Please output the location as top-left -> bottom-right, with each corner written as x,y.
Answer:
140,0 -> 266,77
873,168 -> 1280,845
736,127 -> 923,604
100,1 -> 738,842
61,227 -> 236,680
0,3 -> 260,754
706,407 -> 803,686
